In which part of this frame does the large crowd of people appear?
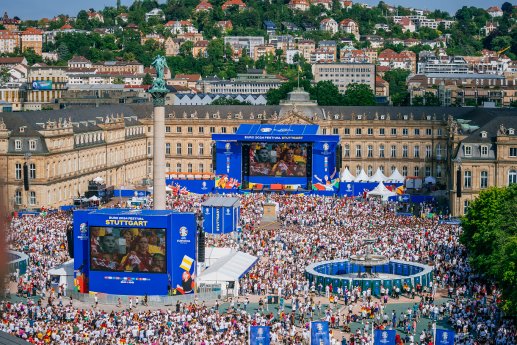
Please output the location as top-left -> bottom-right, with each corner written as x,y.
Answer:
1,193 -> 515,344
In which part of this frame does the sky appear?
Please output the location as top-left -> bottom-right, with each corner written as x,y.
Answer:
0,0 -> 511,20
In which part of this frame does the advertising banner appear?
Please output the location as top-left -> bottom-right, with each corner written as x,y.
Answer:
374,330 -> 396,345
250,326 -> 270,345
435,329 -> 455,345
310,321 -> 330,345
32,80 -> 52,90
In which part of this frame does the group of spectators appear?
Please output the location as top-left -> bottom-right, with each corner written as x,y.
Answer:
1,193 -> 515,344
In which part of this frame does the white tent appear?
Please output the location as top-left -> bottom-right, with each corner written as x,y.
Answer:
93,176 -> 104,184
387,168 -> 405,183
89,195 -> 100,201
48,259 -> 75,291
424,176 -> 437,184
204,247 -> 235,266
367,182 -> 397,201
340,167 -> 355,182
369,168 -> 387,182
354,169 -> 369,182
198,251 -> 258,296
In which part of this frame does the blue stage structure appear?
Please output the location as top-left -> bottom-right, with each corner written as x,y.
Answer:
73,209 -> 196,296
212,124 -> 341,192
305,259 -> 433,297
201,197 -> 240,234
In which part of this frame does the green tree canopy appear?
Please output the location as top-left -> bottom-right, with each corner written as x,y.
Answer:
461,184 -> 517,315
343,83 -> 376,106
383,68 -> 410,106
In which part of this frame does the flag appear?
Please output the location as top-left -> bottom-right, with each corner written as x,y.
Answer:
179,255 -> 194,271
250,326 -> 270,345
374,330 -> 396,345
310,321 -> 330,345
436,329 -> 455,345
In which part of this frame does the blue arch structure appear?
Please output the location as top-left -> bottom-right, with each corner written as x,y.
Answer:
305,259 -> 433,296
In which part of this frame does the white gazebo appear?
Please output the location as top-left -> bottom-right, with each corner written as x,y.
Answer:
387,168 -> 405,183
354,169 -> 369,182
340,167 -> 355,182
369,168 -> 387,182
367,182 -> 397,201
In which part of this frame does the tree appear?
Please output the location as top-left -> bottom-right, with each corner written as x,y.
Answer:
383,68 -> 410,106
0,67 -> 10,85
501,2 -> 513,14
211,97 -> 251,105
57,42 -> 71,61
142,73 -> 154,85
461,184 -> 517,315
343,83 -> 376,106
310,81 -> 345,106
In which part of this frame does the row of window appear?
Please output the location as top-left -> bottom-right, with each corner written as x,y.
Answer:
463,145 -> 492,157
165,162 -> 212,173
463,170 -> 517,189
165,143 -> 208,156
14,190 -> 36,205
345,165 -> 442,178
343,144 -> 444,159
322,127 -> 441,136
14,139 -> 37,151
14,163 -> 36,180
165,126 -> 238,134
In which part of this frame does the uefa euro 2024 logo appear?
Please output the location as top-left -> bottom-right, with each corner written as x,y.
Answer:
179,226 -> 188,238
380,331 -> 389,344
440,332 -> 449,344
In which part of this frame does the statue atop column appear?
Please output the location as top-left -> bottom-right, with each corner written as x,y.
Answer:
148,55 -> 169,106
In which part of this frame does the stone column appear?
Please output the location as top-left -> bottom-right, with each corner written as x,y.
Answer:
150,91 -> 167,210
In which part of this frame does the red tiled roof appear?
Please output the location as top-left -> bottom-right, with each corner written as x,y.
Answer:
22,27 -> 43,35
222,0 -> 247,10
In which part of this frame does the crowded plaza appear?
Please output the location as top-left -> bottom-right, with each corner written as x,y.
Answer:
2,192 -> 516,345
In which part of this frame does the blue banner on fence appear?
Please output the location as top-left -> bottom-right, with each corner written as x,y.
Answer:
374,330 -> 396,345
311,321 -> 330,345
435,329 -> 455,345
250,326 -> 270,345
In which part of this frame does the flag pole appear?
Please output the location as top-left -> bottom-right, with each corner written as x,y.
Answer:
433,322 -> 436,345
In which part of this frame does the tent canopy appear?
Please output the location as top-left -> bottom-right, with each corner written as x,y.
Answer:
89,195 -> 100,201
198,251 -> 258,283
340,167 -> 355,182
369,168 -> 387,182
424,176 -> 436,184
367,182 -> 397,200
354,169 -> 369,182
387,168 -> 405,183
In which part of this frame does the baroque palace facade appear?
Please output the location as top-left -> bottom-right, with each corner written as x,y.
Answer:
0,90 -> 515,215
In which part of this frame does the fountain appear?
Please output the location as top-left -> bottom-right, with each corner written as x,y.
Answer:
349,238 -> 389,278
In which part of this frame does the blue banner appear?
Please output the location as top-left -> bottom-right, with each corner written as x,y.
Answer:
311,321 -> 330,345
374,330 -> 396,345
250,326 -> 270,345
436,329 -> 455,345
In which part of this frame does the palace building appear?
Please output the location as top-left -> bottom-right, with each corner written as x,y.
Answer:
0,89 -> 515,215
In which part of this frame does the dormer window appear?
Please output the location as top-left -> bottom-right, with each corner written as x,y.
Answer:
403,115 -> 408,120
426,115 -> 431,121
14,140 -> 22,150
380,115 -> 385,120
19,126 -> 25,133
481,146 -> 488,156
481,131 -> 487,138
357,115 -> 362,120
464,145 -> 472,156
29,140 -> 36,151
509,128 -> 515,135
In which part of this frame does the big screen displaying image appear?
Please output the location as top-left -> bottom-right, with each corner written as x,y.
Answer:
248,142 -> 308,177
90,227 -> 166,273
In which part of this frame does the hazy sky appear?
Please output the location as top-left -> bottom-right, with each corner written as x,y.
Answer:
1,0 -> 512,20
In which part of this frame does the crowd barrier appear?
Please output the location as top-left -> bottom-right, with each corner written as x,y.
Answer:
305,259 -> 434,297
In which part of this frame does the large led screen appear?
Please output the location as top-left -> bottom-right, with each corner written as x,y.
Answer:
248,142 -> 308,177
90,227 -> 166,273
